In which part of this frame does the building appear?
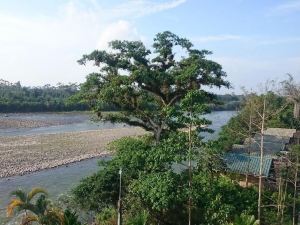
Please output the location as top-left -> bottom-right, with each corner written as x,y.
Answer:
224,153 -> 274,187
224,128 -> 297,186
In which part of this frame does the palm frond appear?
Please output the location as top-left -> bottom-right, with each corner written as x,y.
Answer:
7,199 -> 24,217
10,189 -> 27,202
34,194 -> 48,215
27,188 -> 48,201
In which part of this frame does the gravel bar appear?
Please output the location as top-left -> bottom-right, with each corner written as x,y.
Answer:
0,127 -> 145,178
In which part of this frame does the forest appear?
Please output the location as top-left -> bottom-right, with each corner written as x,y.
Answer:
0,79 -> 88,112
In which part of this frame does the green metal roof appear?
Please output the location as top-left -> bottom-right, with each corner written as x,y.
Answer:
224,153 -> 273,177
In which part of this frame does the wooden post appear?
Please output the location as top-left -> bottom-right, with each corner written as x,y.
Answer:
188,112 -> 192,225
118,168 -> 122,225
293,157 -> 298,225
258,97 -> 266,224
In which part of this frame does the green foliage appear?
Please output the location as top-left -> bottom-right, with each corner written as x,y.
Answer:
77,31 -> 229,141
63,209 -> 82,225
226,213 -> 259,225
72,165 -> 119,211
95,207 -> 117,225
268,104 -> 300,129
0,79 -> 89,112
73,134 -> 189,212
191,174 -> 257,225
129,171 -> 181,211
125,210 -> 149,225
73,134 -> 258,225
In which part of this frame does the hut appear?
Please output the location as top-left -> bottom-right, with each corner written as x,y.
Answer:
224,128 -> 297,186
224,153 -> 274,187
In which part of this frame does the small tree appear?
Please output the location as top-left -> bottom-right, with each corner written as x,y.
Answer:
178,90 -> 213,225
7,188 -> 64,225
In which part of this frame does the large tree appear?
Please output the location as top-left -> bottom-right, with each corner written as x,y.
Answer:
78,31 -> 229,141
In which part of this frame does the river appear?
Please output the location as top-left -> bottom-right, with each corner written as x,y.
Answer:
0,111 -> 236,211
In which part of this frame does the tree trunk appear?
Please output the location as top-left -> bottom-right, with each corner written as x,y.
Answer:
293,156 -> 298,225
294,102 -> 300,119
246,112 -> 253,188
155,127 -> 162,144
258,98 -> 266,224
188,115 -> 192,225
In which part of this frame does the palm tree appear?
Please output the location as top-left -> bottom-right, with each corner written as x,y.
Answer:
21,207 -> 64,225
21,208 -> 64,225
7,187 -> 48,217
7,187 -> 64,225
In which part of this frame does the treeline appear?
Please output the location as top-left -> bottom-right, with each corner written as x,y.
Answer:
0,79 -> 242,113
212,94 -> 242,111
0,79 -> 89,112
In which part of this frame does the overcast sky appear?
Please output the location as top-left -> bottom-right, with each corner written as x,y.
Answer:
0,0 -> 299,93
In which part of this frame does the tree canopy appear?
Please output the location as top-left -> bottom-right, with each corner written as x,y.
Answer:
78,31 -> 229,141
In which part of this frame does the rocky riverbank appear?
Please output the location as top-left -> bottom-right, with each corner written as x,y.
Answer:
0,127 -> 145,178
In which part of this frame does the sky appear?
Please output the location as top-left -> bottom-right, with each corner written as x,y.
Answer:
0,0 -> 300,93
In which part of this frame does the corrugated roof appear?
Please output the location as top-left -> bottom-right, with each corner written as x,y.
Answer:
232,141 -> 285,156
253,134 -> 290,144
224,153 -> 273,177
250,141 -> 285,155
264,128 -> 296,138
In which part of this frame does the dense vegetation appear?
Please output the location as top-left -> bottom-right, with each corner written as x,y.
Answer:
73,134 -> 258,225
0,79 -> 88,112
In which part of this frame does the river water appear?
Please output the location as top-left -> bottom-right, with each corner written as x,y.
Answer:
0,111 -> 236,211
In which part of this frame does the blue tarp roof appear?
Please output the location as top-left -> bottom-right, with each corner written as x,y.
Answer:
224,153 -> 273,177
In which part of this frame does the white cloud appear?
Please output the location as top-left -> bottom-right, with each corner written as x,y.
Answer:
269,0 -> 300,15
97,20 -> 141,50
0,0 -> 186,86
258,37 -> 300,45
111,0 -> 187,18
